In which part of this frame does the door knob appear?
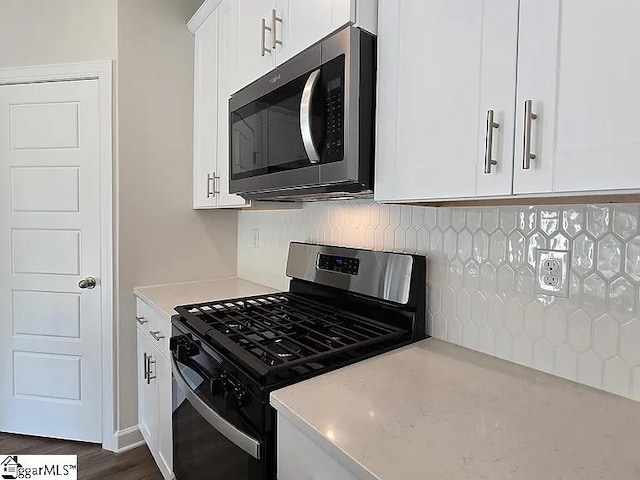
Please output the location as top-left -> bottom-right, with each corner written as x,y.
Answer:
78,277 -> 97,289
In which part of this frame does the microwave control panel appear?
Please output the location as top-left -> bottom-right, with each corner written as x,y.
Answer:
317,253 -> 360,275
322,56 -> 345,163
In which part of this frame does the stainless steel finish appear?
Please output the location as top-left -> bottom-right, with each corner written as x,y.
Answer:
78,277 -> 96,289
143,352 -> 149,381
229,27 -> 374,199
171,356 -> 261,459
483,110 -> 499,174
300,69 -> 321,164
147,355 -> 156,384
271,9 -> 282,49
135,316 -> 148,326
261,18 -> 271,56
150,330 -> 165,342
207,173 -> 215,198
522,99 -> 538,170
286,242 -> 415,305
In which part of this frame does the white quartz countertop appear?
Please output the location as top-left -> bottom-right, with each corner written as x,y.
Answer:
134,277 -> 278,319
271,338 -> 640,480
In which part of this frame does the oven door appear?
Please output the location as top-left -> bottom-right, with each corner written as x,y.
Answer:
171,340 -> 265,480
229,36 -> 349,196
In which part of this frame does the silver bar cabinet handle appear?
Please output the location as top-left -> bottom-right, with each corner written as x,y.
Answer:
484,110 -> 499,174
206,173 -> 214,198
300,69 -> 321,164
146,355 -> 156,384
213,174 -> 220,195
271,9 -> 282,49
135,316 -> 148,325
522,99 -> 538,170
261,18 -> 271,56
150,330 -> 165,342
143,352 -> 149,381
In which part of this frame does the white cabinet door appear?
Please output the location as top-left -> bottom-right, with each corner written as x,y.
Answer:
156,353 -> 173,479
514,0 -> 640,195
193,11 -> 219,208
274,0 -> 351,65
137,329 -> 158,453
217,0 -> 251,208
375,0 -> 519,203
277,414 -> 359,480
237,0 -> 276,89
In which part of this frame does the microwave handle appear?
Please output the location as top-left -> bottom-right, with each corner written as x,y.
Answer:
300,69 -> 321,164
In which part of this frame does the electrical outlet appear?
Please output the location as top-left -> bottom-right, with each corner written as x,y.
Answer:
251,229 -> 260,249
535,249 -> 570,297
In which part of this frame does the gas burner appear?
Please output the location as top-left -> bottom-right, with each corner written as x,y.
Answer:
222,319 -> 248,334
268,339 -> 302,359
324,327 -> 346,347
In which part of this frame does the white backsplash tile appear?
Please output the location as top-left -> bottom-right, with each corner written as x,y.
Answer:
238,201 -> 640,402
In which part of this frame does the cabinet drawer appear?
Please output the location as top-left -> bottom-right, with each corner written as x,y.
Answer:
136,298 -> 170,357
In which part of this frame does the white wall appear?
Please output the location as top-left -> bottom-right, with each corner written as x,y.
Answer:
0,0 -> 238,436
0,0 -> 117,68
116,0 -> 237,430
239,201 -> 640,402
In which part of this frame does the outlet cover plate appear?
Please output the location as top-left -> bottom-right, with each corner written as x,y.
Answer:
535,249 -> 571,297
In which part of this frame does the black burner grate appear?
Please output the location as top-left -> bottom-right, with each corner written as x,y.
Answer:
174,293 -> 407,377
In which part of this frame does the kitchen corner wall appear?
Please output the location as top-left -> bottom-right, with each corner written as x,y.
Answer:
117,0 -> 236,430
239,201 -> 640,402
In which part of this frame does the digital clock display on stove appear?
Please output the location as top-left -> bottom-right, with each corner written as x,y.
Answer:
317,254 -> 360,275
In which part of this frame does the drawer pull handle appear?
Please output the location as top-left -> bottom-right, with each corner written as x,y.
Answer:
150,330 -> 165,342
136,316 -> 148,325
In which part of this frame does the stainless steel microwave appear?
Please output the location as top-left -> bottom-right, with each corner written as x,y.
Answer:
229,26 -> 376,201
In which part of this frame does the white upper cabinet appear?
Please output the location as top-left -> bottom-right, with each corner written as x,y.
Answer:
192,10 -> 218,209
217,0 -> 251,207
378,0 -> 640,202
375,0 -> 519,202
235,0 -> 376,89
514,0 -> 640,195
275,0 -> 353,65
236,0 -> 277,91
190,2 -> 250,209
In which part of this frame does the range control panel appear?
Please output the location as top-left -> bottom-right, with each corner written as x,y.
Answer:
317,253 -> 360,275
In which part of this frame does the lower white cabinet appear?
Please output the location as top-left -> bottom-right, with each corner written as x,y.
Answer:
277,414 -> 358,480
136,300 -> 173,480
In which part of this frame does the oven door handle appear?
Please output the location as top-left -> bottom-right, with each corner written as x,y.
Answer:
300,68 -> 321,164
171,355 -> 262,460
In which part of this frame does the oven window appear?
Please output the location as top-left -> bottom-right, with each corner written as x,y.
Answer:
230,55 -> 345,181
172,359 -> 266,480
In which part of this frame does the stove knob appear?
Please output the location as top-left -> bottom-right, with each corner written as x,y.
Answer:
210,374 -> 226,396
224,388 -> 249,411
169,335 -> 186,352
171,336 -> 199,360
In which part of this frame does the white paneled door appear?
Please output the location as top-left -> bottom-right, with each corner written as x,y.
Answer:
0,79 -> 102,442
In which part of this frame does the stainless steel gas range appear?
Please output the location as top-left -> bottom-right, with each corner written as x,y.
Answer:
170,242 -> 427,479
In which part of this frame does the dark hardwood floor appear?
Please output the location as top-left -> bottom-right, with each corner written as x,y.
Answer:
0,432 -> 163,480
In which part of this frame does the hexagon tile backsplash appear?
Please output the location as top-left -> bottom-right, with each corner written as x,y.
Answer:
238,201 -> 640,401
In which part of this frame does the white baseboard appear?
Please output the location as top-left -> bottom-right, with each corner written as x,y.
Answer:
113,425 -> 145,453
